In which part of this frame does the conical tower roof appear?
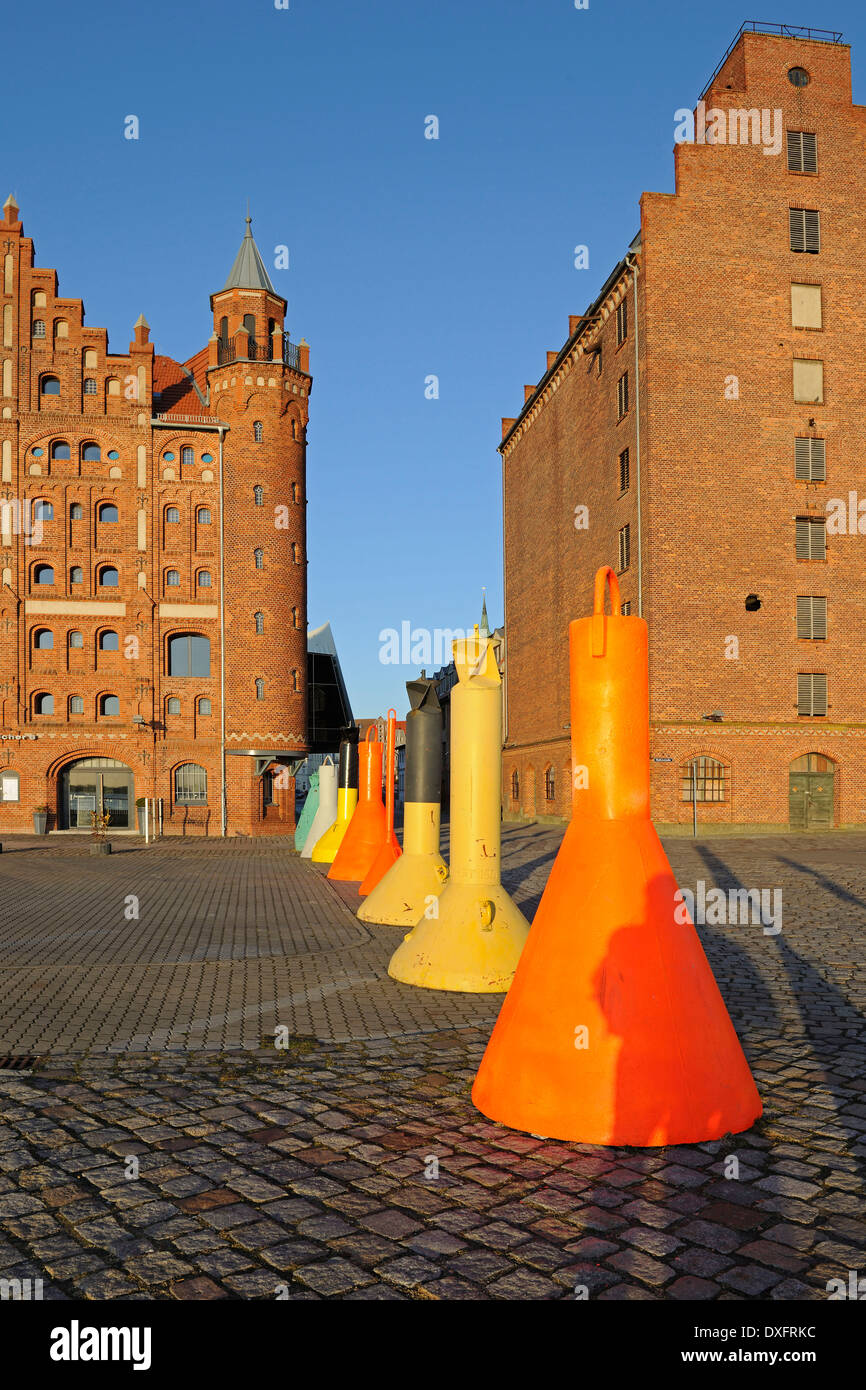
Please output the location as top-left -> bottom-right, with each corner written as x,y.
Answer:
222,216 -> 276,293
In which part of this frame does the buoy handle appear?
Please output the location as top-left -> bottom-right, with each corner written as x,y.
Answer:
593,566 -> 622,617
591,567 -> 622,658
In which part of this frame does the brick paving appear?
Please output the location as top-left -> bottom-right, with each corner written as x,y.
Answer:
0,825 -> 863,1300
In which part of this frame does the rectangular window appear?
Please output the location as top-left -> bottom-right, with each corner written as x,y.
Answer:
793,358 -> 824,404
789,207 -> 821,253
617,372 -> 629,419
616,299 -> 628,345
617,447 -> 631,492
794,437 -> 825,481
618,524 -> 630,573
787,130 -> 818,173
0,773 -> 19,802
795,516 -> 826,560
797,673 -> 827,717
796,596 -> 827,640
791,283 -> 822,329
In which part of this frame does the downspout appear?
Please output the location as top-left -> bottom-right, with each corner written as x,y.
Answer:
501,450 -> 507,743
218,424 -> 227,837
627,253 -> 643,617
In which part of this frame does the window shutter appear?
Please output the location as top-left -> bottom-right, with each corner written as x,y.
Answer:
619,447 -> 630,492
796,595 -> 827,639
798,672 -> 827,716
787,130 -> 818,173
796,516 -> 826,560
618,524 -> 630,572
795,437 -> 825,481
802,132 -> 818,172
790,208 -> 820,252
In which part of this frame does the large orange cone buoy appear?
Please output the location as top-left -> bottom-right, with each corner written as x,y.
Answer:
328,727 -> 386,883
472,567 -> 762,1146
359,709 -> 402,896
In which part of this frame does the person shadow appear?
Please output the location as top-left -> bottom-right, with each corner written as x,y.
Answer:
692,842 -> 866,1189
588,861 -> 770,1147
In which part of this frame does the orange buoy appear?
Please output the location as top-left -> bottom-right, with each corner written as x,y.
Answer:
472,566 -> 762,1146
328,727 -> 386,883
359,709 -> 402,896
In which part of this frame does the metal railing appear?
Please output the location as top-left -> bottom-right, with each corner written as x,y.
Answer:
217,332 -> 301,370
700,21 -> 844,99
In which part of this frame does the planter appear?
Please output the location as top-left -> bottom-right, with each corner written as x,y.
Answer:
33,812 -> 48,835
90,842 -> 112,856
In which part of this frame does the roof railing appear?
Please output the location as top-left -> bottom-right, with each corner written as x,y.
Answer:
700,21 -> 844,99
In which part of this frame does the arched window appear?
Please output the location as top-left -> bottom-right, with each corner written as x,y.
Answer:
243,313 -> 256,339
40,375 -> 60,397
51,441 -> 71,460
681,756 -> 728,803
175,763 -> 207,804
106,377 -> 121,399
511,768 -> 520,800
32,319 -> 46,339
70,503 -> 84,520
197,507 -> 211,525
100,694 -> 120,716
34,692 -> 54,715
292,669 -> 300,693
0,770 -> 19,801
83,349 -> 97,369
255,678 -> 264,700
165,506 -> 180,524
54,319 -> 69,341
69,630 -> 84,649
98,566 -> 119,587
197,571 -> 212,588
83,378 -> 97,395
292,543 -> 300,564
33,628 -> 53,649
174,761 -> 207,806
291,418 -> 299,440
198,698 -> 212,716
545,766 -> 556,801
165,569 -> 180,587
255,612 -> 264,634
253,484 -> 264,505
99,630 -> 119,651
82,443 -> 101,462
253,421 -> 263,443
254,548 -> 263,570
69,695 -> 84,714
181,446 -> 194,467
98,503 -> 119,523
33,499 -> 53,520
219,316 -> 228,343
292,606 -> 300,629
33,564 -> 54,585
70,566 -> 83,584
292,482 -> 300,503
167,697 -> 181,715
32,291 -> 46,309
168,633 -> 210,677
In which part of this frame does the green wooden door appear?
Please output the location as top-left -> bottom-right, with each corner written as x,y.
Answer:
788,770 -> 834,828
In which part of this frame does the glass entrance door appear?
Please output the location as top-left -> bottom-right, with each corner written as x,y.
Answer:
69,783 -> 98,829
61,759 -> 135,830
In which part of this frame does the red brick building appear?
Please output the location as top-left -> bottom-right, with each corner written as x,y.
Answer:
0,199 -> 310,835
501,24 -> 866,831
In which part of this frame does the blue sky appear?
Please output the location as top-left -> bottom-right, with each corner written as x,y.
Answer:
5,2 -> 863,714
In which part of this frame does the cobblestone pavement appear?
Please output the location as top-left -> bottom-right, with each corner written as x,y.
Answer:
0,826 -> 863,1300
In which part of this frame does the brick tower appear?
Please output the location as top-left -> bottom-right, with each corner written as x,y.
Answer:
207,218 -> 311,830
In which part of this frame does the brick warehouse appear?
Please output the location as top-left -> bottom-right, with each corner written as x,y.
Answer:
501,23 -> 866,831
0,199 -> 310,836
